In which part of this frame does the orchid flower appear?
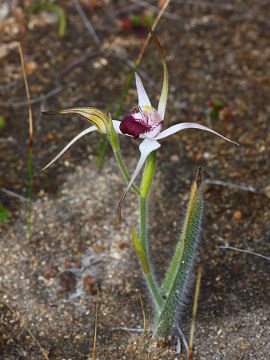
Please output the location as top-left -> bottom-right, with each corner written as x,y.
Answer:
42,29 -> 239,349
42,28 -> 238,205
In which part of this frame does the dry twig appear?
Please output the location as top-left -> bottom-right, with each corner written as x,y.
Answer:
204,179 -> 256,193
18,42 -> 33,241
220,246 -> 270,262
92,290 -> 99,360
0,85 -> 65,108
73,0 -> 101,46
129,0 -> 179,20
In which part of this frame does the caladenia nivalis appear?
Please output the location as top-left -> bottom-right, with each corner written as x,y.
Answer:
42,27 -> 238,357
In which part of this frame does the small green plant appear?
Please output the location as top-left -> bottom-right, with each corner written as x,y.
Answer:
0,204 -> 9,223
209,98 -> 233,121
42,29 -> 238,357
0,116 -> 5,130
27,2 -> 66,38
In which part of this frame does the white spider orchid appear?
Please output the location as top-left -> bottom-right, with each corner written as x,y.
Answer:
42,29 -> 238,203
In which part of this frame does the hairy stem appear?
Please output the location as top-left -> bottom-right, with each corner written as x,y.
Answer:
139,152 -> 162,309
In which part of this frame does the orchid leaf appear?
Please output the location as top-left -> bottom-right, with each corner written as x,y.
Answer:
132,227 -> 149,275
155,168 -> 204,336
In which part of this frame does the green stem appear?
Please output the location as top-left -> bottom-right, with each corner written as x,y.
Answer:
140,196 -> 147,252
139,151 -> 162,309
140,196 -> 162,309
114,149 -> 140,195
140,151 -> 156,251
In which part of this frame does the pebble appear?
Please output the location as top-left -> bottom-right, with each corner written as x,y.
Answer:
59,271 -> 76,292
233,210 -> 243,221
170,154 -> 180,163
0,3 -> 9,19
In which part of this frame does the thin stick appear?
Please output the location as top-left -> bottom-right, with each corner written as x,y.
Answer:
73,0 -> 101,46
204,179 -> 256,193
97,0 -> 172,166
147,320 -> 164,359
112,327 -> 144,333
0,85 -> 65,108
92,289 -> 99,360
136,0 -> 171,66
1,298 -> 49,360
129,0 -> 179,21
18,42 -> 33,242
139,292 -> 146,335
220,246 -> 270,262
189,266 -> 202,359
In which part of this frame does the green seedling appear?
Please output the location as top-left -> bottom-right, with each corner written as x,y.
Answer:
0,116 -> 5,130
0,204 -> 9,223
27,2 -> 66,38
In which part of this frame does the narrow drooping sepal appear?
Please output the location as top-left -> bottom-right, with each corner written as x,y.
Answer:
41,126 -> 97,171
42,107 -> 111,134
155,167 -> 204,336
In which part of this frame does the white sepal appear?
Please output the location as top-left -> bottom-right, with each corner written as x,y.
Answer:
135,72 -> 151,108
155,122 -> 239,145
41,125 -> 97,171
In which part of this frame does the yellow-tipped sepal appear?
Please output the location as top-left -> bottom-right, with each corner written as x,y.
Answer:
43,107 -> 110,134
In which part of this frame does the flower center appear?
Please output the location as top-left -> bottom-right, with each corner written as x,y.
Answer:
120,106 -> 163,139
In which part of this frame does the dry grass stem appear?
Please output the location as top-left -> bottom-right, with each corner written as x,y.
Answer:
92,289 -> 99,360
18,42 -> 33,242
189,266 -> 202,359
1,298 -> 49,360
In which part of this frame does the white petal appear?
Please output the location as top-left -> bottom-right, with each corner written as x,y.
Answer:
41,125 -> 97,171
118,139 -> 161,219
135,72 -> 151,108
155,122 -> 239,145
140,122 -> 163,139
112,120 -> 122,134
